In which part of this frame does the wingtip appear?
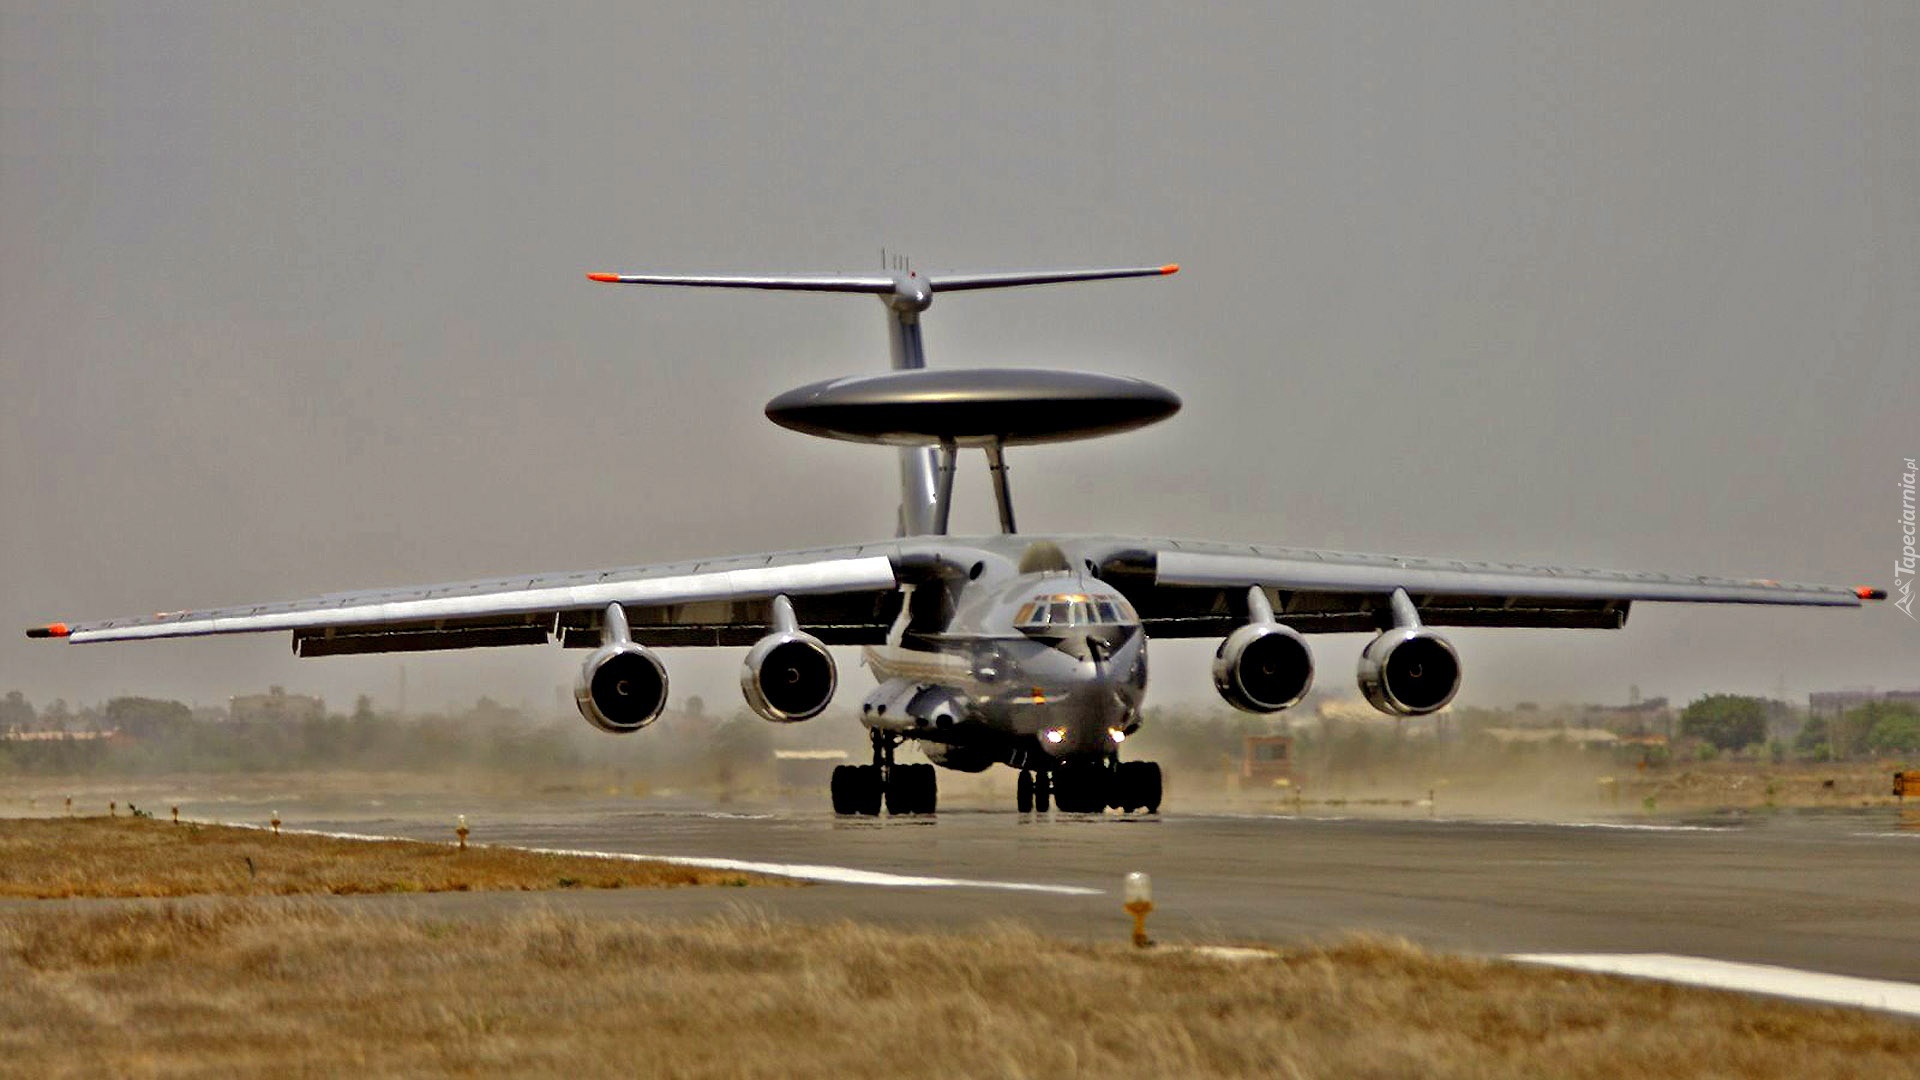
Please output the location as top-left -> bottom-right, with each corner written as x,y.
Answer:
1160,263 -> 1180,275
585,272 -> 620,283
1856,586 -> 1886,601
26,622 -> 69,639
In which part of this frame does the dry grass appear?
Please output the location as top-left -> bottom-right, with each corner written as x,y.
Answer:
1622,760 -> 1913,810
0,817 -> 781,898
0,902 -> 1913,1079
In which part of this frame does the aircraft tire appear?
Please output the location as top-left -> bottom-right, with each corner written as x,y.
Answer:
833,765 -> 883,816
831,765 -> 859,815
884,771 -> 911,815
1035,772 -> 1051,813
888,764 -> 937,815
1118,761 -> 1163,814
913,763 -> 938,814
1055,766 -> 1108,814
1016,770 -> 1034,813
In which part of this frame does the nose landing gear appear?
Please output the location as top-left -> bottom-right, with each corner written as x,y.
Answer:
1017,760 -> 1161,814
1016,769 -> 1051,813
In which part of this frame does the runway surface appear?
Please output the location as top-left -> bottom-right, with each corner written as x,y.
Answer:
184,793 -> 1920,984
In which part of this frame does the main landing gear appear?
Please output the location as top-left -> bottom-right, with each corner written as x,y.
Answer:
1018,760 -> 1162,815
832,731 -> 937,816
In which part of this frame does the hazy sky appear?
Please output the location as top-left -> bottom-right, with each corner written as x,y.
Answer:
4,2 -> 1916,718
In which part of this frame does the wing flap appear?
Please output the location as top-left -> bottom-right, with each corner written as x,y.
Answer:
555,591 -> 901,649
295,616 -> 556,657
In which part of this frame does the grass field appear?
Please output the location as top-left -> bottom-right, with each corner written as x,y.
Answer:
0,816 -> 778,898
0,902 -> 1915,1079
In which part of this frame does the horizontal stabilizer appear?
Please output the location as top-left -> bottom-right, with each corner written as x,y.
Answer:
586,273 -> 893,293
585,264 -> 1178,296
926,265 -> 1177,292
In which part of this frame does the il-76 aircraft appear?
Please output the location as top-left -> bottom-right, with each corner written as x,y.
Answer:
30,262 -> 1885,816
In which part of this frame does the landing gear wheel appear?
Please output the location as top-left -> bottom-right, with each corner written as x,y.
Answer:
832,764 -> 882,816
1035,770 -> 1051,813
1016,770 -> 1034,813
887,763 -> 938,815
1117,761 -> 1163,814
914,763 -> 938,814
1055,766 -> 1110,814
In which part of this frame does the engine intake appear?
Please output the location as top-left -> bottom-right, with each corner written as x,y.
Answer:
1213,622 -> 1314,713
741,596 -> 837,722
1357,628 -> 1460,716
575,643 -> 668,733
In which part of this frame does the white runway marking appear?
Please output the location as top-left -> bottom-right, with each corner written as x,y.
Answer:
1509,953 -> 1920,1018
223,822 -> 1101,896
528,846 -> 1103,894
1212,812 -> 1728,833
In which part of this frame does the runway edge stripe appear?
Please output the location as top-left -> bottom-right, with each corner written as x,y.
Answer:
1508,953 -> 1920,1018
218,822 -> 1102,896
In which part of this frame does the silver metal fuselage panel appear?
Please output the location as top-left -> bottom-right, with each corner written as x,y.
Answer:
860,564 -> 1149,766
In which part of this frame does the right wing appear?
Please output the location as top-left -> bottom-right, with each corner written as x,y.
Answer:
1085,536 -> 1881,636
27,544 -> 923,655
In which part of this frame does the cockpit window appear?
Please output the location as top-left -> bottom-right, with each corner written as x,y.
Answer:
1016,593 -> 1137,632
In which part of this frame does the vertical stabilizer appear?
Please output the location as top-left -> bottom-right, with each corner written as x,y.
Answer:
882,271 -> 939,535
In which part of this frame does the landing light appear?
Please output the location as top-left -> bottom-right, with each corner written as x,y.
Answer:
1108,727 -> 1127,744
1043,727 -> 1066,745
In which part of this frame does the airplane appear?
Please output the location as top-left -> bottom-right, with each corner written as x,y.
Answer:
27,260 -> 1887,816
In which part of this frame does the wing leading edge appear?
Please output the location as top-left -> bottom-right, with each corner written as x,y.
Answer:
29,551 -> 901,652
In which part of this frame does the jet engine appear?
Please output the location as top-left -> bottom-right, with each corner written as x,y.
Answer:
1356,628 -> 1461,716
1211,587 -> 1313,713
574,643 -> 669,733
1213,623 -> 1314,712
740,596 -> 837,722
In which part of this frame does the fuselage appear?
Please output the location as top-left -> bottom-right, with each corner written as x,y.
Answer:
860,568 -> 1149,770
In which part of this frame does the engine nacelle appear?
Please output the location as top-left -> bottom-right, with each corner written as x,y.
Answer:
574,643 -> 669,733
741,629 -> 837,722
1212,622 -> 1314,713
1356,628 -> 1461,716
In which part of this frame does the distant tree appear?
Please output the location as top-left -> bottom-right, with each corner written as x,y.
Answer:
104,697 -> 193,740
1794,716 -> 1831,760
41,699 -> 72,731
1858,702 -> 1920,755
0,691 -> 33,731
1679,694 -> 1767,752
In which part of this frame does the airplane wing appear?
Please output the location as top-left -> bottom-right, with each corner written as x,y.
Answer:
26,545 -> 917,655
1086,537 -> 1883,637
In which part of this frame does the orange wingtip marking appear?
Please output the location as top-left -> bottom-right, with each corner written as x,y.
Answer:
1160,263 -> 1180,275
586,273 -> 620,283
1856,586 -> 1886,601
46,623 -> 69,637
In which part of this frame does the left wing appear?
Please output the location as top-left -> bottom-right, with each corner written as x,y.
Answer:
1085,537 -> 1883,636
27,545 -> 914,654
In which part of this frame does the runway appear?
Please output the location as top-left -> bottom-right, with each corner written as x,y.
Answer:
192,794 -> 1920,985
